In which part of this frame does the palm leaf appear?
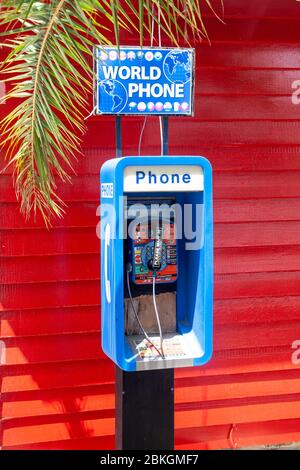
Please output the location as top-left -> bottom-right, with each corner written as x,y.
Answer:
0,0 -> 224,224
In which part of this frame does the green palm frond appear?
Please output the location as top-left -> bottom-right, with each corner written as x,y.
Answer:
0,0 -> 224,224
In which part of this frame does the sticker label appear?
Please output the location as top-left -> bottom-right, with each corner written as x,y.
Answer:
101,183 -> 114,198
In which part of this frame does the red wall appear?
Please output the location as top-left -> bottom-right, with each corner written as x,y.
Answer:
1,0 -> 300,449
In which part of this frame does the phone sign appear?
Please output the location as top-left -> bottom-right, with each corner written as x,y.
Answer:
124,165 -> 203,192
94,46 -> 195,116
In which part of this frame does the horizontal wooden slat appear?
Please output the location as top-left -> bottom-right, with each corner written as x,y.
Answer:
84,120 -> 300,148
2,294 -> 300,340
175,418 -> 300,450
3,170 -> 300,203
215,322 -> 299,350
214,296 -> 300,325
0,254 -> 99,284
214,171 -> 300,199
176,378 -> 300,404
3,144 -> 300,179
0,306 -> 100,338
2,435 -> 115,450
2,333 -> 105,365
101,43 -> 300,69
0,228 -> 99,257
215,199 -> 300,223
82,145 -> 300,173
2,220 -> 300,257
4,420 -> 300,450
3,196 -> 300,232
175,353 -> 299,378
176,368 -> 300,388
0,175 -> 97,203
0,202 -> 99,228
2,385 -> 115,419
215,271 -> 300,299
94,2 -> 300,23
1,415 -> 115,447
198,69 -> 300,95
201,17 -> 300,43
2,197 -> 300,249
175,396 -> 300,428
1,320 -> 297,365
220,0 -> 300,17
198,96 -> 300,120
0,281 -> 100,310
216,221 -> 300,247
4,371 -> 300,421
2,243 -> 300,283
1,359 -> 114,393
79,95 -> 300,120
2,269 -> 300,312
215,245 -> 300,273
26,96 -> 300,127
1,351 -> 296,397
195,43 -> 300,69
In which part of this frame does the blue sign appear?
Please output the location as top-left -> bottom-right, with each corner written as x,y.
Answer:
95,46 -> 195,116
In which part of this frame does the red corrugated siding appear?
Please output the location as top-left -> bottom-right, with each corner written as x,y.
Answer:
1,0 -> 300,450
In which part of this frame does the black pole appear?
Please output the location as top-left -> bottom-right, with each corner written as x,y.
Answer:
116,115 -> 122,158
162,116 -> 169,156
115,115 -> 174,450
115,367 -> 174,450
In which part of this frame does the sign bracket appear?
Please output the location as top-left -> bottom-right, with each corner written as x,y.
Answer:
116,115 -> 122,158
162,116 -> 169,156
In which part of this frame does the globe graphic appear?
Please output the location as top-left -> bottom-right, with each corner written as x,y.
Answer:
163,50 -> 192,84
99,79 -> 128,113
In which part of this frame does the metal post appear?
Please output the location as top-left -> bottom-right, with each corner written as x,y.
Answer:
116,115 -> 122,158
162,116 -> 169,156
115,367 -> 174,450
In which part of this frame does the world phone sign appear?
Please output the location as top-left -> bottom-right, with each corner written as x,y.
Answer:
95,46 -> 195,116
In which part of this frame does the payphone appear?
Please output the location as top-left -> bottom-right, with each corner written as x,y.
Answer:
129,215 -> 178,285
100,156 -> 213,371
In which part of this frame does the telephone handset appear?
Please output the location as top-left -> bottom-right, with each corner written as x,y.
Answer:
130,218 -> 178,285
149,225 -> 163,271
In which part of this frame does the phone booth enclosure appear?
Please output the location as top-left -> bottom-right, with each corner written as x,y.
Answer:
100,156 -> 213,371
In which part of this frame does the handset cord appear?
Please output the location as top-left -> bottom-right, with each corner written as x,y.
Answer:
151,223 -> 165,357
126,269 -> 164,359
152,275 -> 165,358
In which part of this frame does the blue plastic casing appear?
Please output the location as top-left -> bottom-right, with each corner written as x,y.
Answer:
100,156 -> 213,371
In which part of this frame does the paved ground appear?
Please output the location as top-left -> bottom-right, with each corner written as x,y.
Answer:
241,442 -> 300,450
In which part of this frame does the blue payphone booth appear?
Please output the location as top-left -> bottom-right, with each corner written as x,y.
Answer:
100,156 -> 213,371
